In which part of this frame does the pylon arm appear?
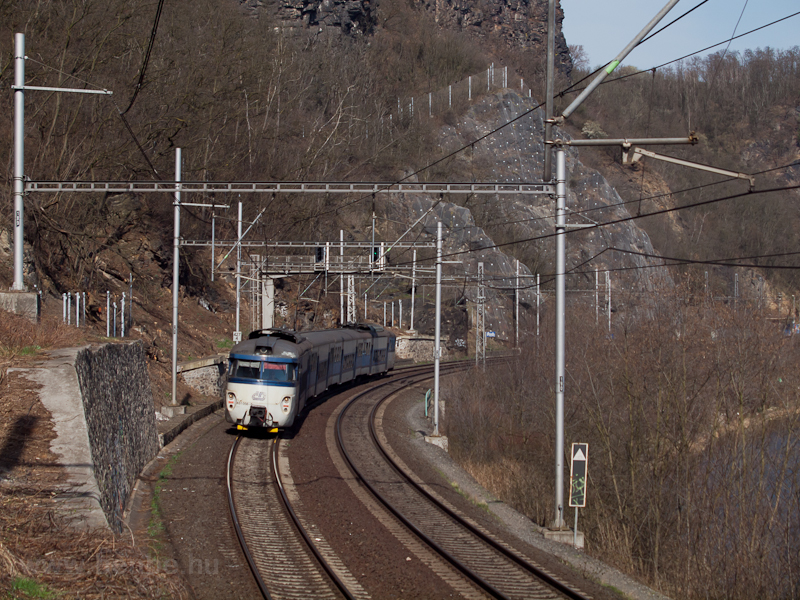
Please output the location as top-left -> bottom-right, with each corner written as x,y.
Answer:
624,146 -> 755,190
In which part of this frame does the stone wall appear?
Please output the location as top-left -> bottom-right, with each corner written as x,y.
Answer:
396,336 -> 449,363
74,342 -> 159,533
179,356 -> 228,399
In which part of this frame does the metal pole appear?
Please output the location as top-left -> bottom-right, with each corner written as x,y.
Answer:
113,302 -> 117,337
544,0 -> 556,181
391,302 -> 394,328
561,0 -> 681,120
364,293 -> 367,320
67,293 -> 71,325
171,148 -> 181,407
595,268 -> 599,324
263,277 -> 274,329
477,263 -> 485,364
121,292 -> 126,337
574,508 -> 579,548
62,293 -> 66,323
384,302 -> 386,326
607,271 -> 612,333
475,304 -> 479,367
236,201 -> 242,338
106,291 -> 110,336
128,274 -> 133,333
75,292 -> 80,328
515,259 -> 520,348
537,273 -> 540,338
433,221 -> 442,437
340,230 -> 344,325
553,146 -> 567,529
410,249 -> 416,331
325,241 -> 330,296
399,299 -> 403,330
12,33 -> 25,290
211,213 -> 215,282
250,258 -> 256,331
371,203 -> 376,274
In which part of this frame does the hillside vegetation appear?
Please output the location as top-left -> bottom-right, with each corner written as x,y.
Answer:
448,292 -> 800,600
446,44 -> 800,600
0,0 -> 489,296
3,1 -> 800,598
562,47 -> 800,298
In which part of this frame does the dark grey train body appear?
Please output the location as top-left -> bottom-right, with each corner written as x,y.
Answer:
225,325 -> 397,429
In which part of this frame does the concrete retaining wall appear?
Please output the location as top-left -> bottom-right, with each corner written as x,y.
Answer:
74,342 -> 159,533
0,291 -> 40,323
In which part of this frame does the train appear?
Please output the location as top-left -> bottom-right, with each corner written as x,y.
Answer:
224,324 -> 397,430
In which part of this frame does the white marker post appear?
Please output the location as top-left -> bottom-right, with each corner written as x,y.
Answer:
569,443 -> 588,549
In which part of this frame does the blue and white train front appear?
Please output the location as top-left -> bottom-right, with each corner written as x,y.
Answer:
225,354 -> 300,429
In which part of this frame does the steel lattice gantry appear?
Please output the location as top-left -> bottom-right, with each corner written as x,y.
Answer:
25,180 -> 554,196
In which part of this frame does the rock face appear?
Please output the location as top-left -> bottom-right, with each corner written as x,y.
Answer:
379,90 -> 670,343
248,0 -> 374,34
438,90 -> 672,289
249,0 -> 570,72
415,0 -> 572,75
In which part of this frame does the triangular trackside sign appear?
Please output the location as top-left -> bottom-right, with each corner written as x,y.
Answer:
569,443 -> 588,508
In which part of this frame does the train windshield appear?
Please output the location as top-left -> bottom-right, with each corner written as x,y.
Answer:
229,359 -> 297,382
230,360 -> 260,380
261,362 -> 296,382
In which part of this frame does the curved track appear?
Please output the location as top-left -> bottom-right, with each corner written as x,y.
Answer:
225,359 -> 593,600
335,362 -> 593,600
227,435 -> 350,600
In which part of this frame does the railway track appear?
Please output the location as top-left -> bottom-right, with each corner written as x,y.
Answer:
336,362 -> 593,600
226,359 -> 592,600
227,434 -> 361,599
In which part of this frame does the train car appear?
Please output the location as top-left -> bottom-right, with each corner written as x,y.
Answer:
224,324 -> 396,430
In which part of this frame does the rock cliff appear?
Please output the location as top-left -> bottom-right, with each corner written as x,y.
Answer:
415,0 -> 571,75
242,0 -> 373,33
249,0 -> 572,75
378,90 -> 670,342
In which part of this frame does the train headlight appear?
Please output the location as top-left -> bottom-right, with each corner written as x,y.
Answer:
281,396 -> 291,413
227,392 -> 236,408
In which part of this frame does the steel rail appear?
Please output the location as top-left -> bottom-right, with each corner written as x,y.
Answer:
367,392 -> 591,600
271,436 -> 356,600
336,361 -> 511,600
224,358 -> 503,600
226,436 -> 273,600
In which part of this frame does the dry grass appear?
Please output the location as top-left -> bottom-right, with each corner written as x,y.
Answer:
0,485 -> 188,599
0,310 -> 78,359
0,340 -> 189,598
447,298 -> 800,599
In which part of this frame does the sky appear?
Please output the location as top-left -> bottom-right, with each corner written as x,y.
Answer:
560,0 -> 800,71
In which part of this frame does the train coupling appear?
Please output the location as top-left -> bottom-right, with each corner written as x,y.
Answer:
248,405 -> 273,428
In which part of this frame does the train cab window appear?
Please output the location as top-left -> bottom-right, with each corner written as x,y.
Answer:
261,362 -> 297,382
230,360 -> 260,380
